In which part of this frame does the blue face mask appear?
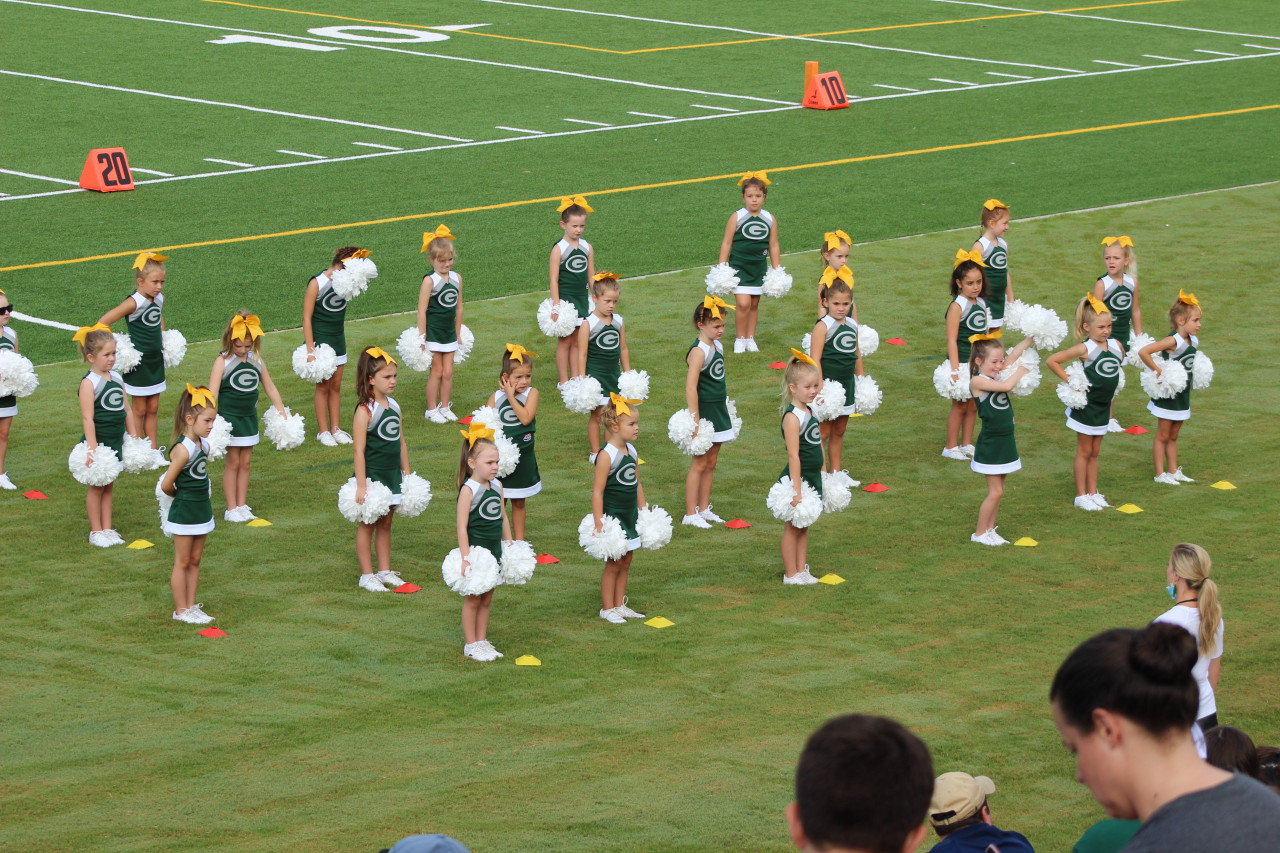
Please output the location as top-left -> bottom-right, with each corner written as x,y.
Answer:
1166,583 -> 1177,600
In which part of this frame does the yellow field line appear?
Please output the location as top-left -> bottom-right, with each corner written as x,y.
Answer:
198,0 -> 1186,56
4,102 -> 1274,274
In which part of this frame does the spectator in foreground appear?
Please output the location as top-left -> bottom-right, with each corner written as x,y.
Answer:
786,714 -> 934,853
926,771 -> 1034,852
1050,622 -> 1280,851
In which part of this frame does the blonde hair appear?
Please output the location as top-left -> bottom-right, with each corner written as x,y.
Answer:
427,237 -> 455,262
968,338 -> 1005,377
1074,295 -> 1111,339
600,401 -> 637,434
1168,296 -> 1202,334
980,203 -> 1009,229
781,358 -> 820,411
1102,241 -> 1138,278
220,310 -> 262,357
1169,543 -> 1222,656
78,329 -> 115,360
457,436 -> 496,490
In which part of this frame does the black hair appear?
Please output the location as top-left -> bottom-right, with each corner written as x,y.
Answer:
950,260 -> 989,298
1203,727 -> 1261,779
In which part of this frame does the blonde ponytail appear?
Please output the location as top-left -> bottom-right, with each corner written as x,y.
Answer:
1169,543 -> 1222,656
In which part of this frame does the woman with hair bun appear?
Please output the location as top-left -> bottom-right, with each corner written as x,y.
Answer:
1051,623 -> 1280,852
1151,543 -> 1224,730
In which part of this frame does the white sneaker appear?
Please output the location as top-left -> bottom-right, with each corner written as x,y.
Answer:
615,597 -> 646,619
375,570 -> 406,589
185,603 -> 215,624
941,446 -> 968,460
1154,472 -> 1180,485
440,402 -> 458,422
783,569 -> 819,585
463,642 -> 495,662
960,444 -> 975,457
1074,495 -> 1102,511
699,504 -> 726,524
682,513 -> 712,529
425,407 -> 448,424
745,338 -> 760,352
733,338 -> 746,354
239,505 -> 257,521
599,607 -> 626,624
1106,418 -> 1124,433
173,608 -> 203,624
986,527 -> 1009,545
1172,467 -> 1195,483
89,531 -> 113,548
359,573 -> 389,592
224,507 -> 246,522
0,472 -> 15,490
104,529 -> 125,545
317,431 -> 338,447
971,531 -> 998,546
477,639 -> 504,659
1090,493 -> 1112,508
332,429 -> 353,445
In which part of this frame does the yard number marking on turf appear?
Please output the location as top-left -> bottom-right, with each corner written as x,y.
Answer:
207,34 -> 343,51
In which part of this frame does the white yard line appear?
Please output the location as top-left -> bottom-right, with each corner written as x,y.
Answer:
628,111 -> 675,119
1093,60 -> 1140,67
873,84 -> 920,91
204,158 -> 255,167
1143,54 -> 1189,62
1241,44 -> 1280,51
0,167 -> 78,185
926,0 -> 1280,41
1193,49 -> 1237,56
563,118 -> 613,126
129,167 -> 174,176
985,71 -> 1033,78
494,125 -> 545,134
352,142 -> 403,150
277,149 -> 327,159
931,77 -> 978,85
690,104 -> 739,112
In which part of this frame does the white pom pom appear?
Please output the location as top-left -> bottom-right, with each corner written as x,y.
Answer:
800,332 -> 811,355
121,433 -> 159,473
537,298 -> 580,338
442,546 -> 501,596
1140,357 -> 1188,399
395,327 -> 432,372
1125,332 -> 1156,367
821,471 -> 852,514
1003,299 -> 1028,331
113,333 -> 142,374
1190,351 -> 1212,390
471,406 -> 521,477
853,374 -> 883,414
205,415 -> 233,461
262,406 -> 305,451
578,513 -> 629,561
292,343 -> 337,383
330,257 -> 377,301
155,474 -> 174,537
499,539 -> 537,585
999,350 -> 1042,398
704,262 -> 739,296
395,472 -> 433,518
453,324 -> 475,364
857,324 -> 880,357
161,329 -> 187,368
1113,363 -> 1126,398
68,441 -> 123,486
337,476 -> 394,524
933,361 -> 972,402
636,505 -> 673,550
811,378 -> 847,421
561,375 -> 604,414
0,351 -> 39,398
1006,302 -> 1068,349
766,477 -> 823,528
667,409 -> 716,456
761,265 -> 793,298
1056,362 -> 1090,409
617,369 -> 650,401
726,398 -> 743,439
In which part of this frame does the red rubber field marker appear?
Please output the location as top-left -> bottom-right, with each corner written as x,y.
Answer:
79,147 -> 135,192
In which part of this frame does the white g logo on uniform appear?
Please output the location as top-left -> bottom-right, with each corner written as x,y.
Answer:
101,387 -> 126,412
141,305 -> 162,327
229,368 -> 260,393
1110,290 -> 1132,311
831,327 -> 858,354
1094,355 -> 1120,378
192,457 -> 208,480
596,328 -> 620,352
742,219 -> 770,241
709,359 -> 725,381
376,414 -> 401,441
990,392 -> 1011,410
565,254 -> 588,274
478,494 -> 503,521
615,461 -> 637,486
321,290 -> 347,313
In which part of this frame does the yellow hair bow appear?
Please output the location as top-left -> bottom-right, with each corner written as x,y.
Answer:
737,170 -> 771,186
72,322 -> 112,345
954,249 -> 987,268
341,249 -> 371,262
131,251 -> 168,270
556,195 -> 594,213
593,271 -> 619,283
185,383 -> 215,409
824,230 -> 852,251
1085,293 -> 1110,315
789,347 -> 818,367
983,198 -> 1008,211
968,330 -> 1003,344
702,295 -> 734,319
421,225 -> 454,252
364,346 -> 396,364
819,265 -> 854,287
609,392 -> 642,416
230,314 -> 263,341
1178,289 -> 1200,308
460,422 -> 495,447
506,343 -> 538,363
1101,235 -> 1133,248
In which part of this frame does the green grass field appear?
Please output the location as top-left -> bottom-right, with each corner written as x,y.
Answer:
1,1 -> 1278,850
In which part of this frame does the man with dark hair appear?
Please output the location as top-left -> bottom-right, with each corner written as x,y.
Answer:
927,772 -> 1034,852
786,714 -> 934,853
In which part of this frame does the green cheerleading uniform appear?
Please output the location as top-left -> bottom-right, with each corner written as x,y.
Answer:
728,207 -> 774,295
778,404 -> 823,496
1066,339 -> 1124,435
80,370 -> 127,457
359,396 -> 403,503
425,271 -> 460,351
1147,333 -> 1196,422
464,477 -> 504,557
690,339 -> 734,442
496,388 -> 541,498
971,390 -> 1021,474
817,315 -> 859,417
0,327 -> 17,418
554,238 -> 591,321
950,295 -> 989,363
585,312 -> 623,400
217,352 -> 262,447
1099,273 -> 1136,344
309,270 -> 349,365
601,442 -> 640,551
123,290 -> 165,395
979,236 -> 1009,326
163,436 -> 215,536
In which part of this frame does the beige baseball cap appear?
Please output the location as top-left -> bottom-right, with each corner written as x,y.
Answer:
929,772 -> 996,827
